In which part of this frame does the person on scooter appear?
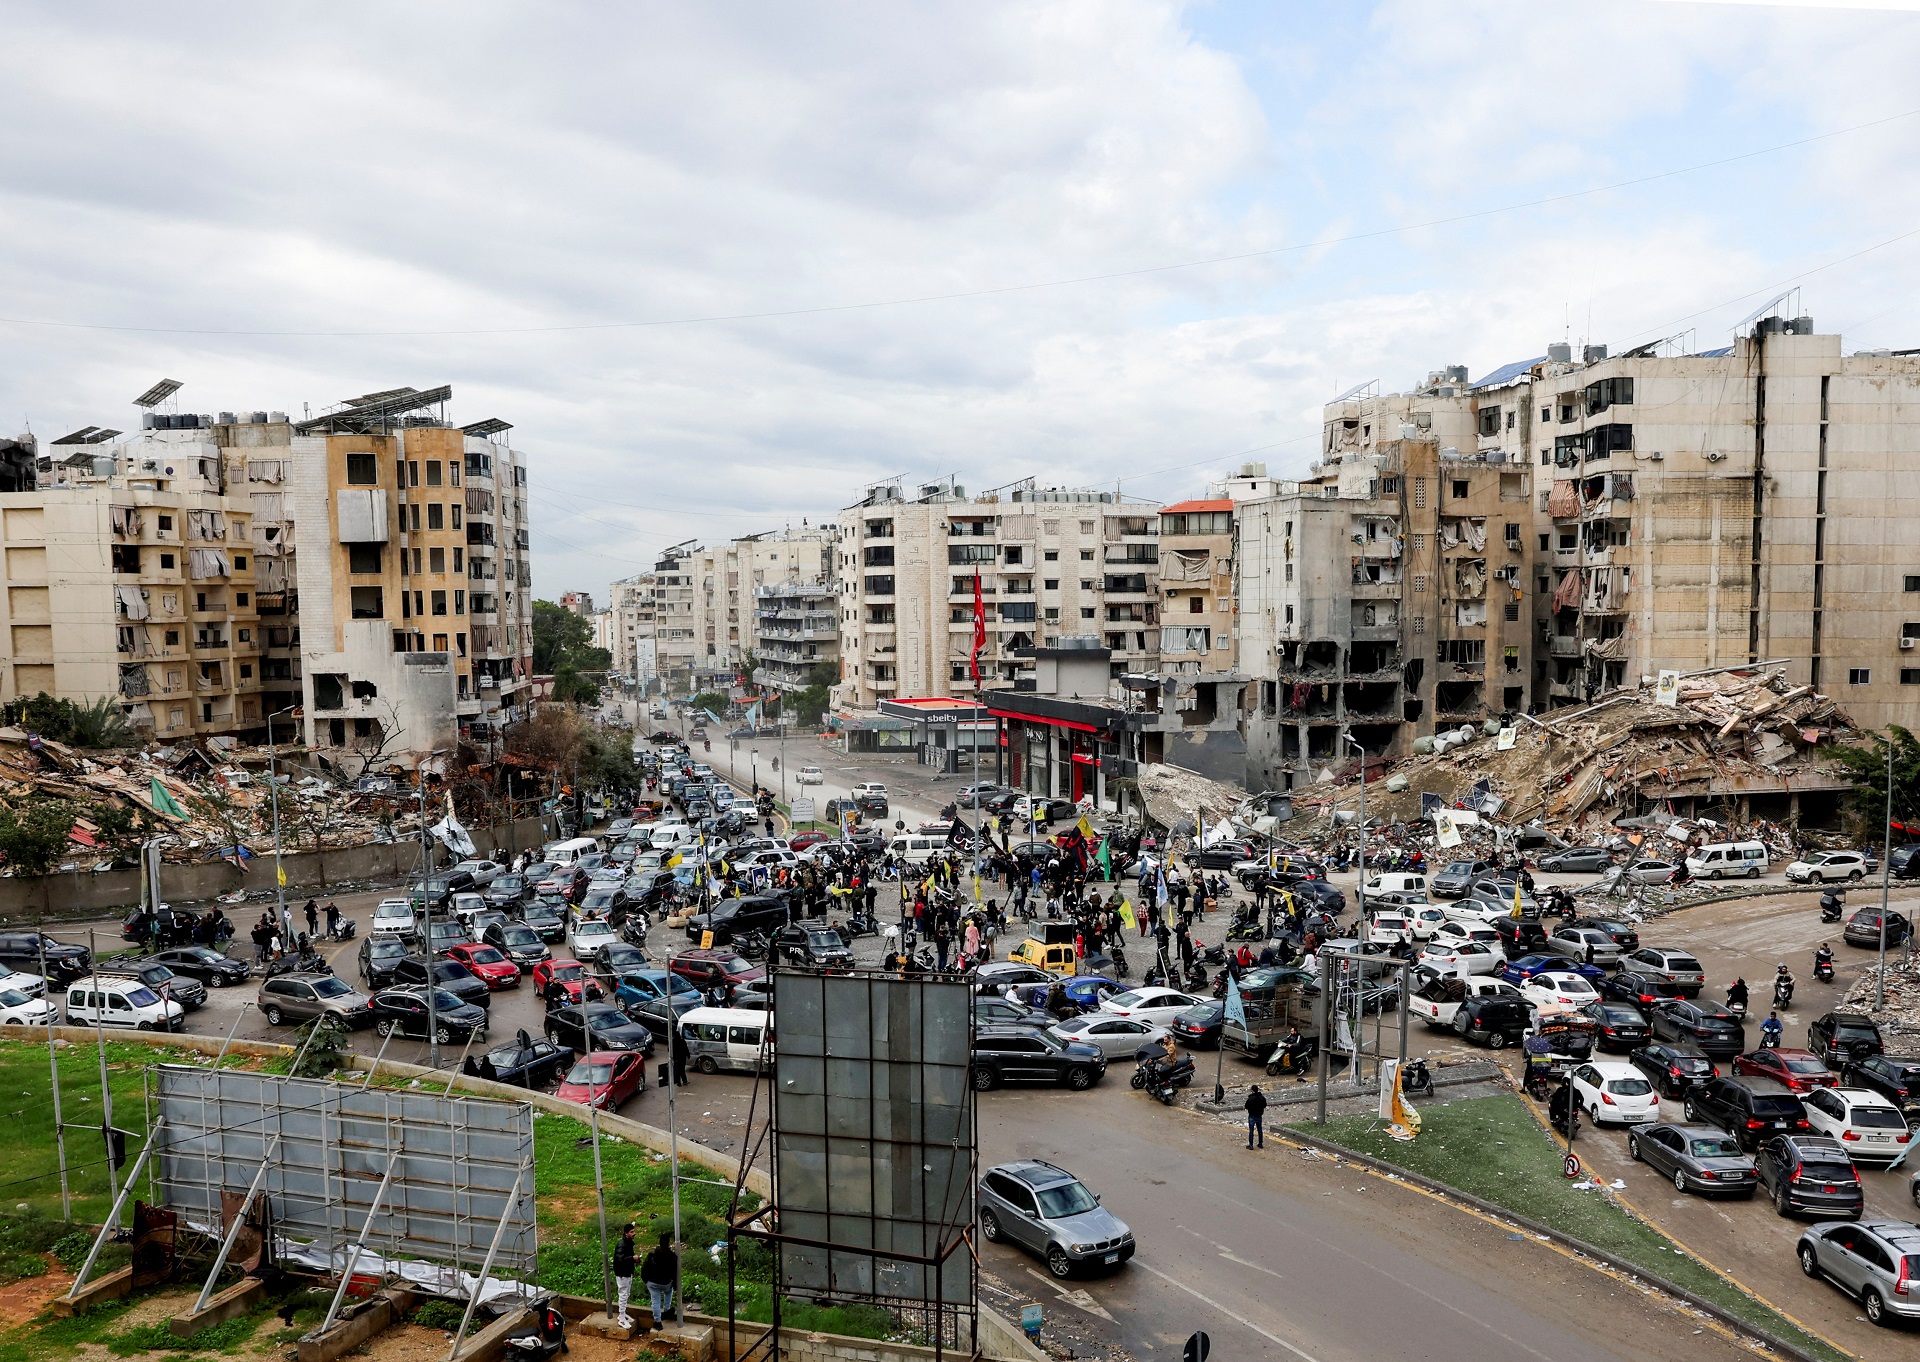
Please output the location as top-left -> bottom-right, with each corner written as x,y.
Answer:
1278,1025 -> 1310,1081
1773,962 -> 1795,1006
1761,1010 -> 1784,1047
1813,942 -> 1835,980
1726,976 -> 1749,1015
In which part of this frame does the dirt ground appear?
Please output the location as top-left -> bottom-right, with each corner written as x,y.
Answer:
0,1259 -> 73,1328
358,1323 -> 638,1362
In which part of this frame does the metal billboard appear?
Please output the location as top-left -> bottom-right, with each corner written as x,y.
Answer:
769,971 -> 974,1309
152,1065 -> 537,1276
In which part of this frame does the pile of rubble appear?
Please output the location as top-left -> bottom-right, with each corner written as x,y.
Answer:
1841,958 -> 1920,1046
1299,668 -> 1857,842
0,727 -> 433,872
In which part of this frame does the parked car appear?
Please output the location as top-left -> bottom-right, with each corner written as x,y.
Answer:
1601,971 -> 1691,1009
66,976 -> 184,1031
1499,954 -> 1606,987
521,902 -> 568,944
1842,908 -> 1913,949
1545,925 -> 1624,967
1579,1000 -> 1651,1051
1799,1087 -> 1914,1166
0,931 -> 90,983
463,1034 -> 574,1088
1166,1000 -> 1225,1048
0,984 -> 54,1026
1567,917 -> 1640,952
99,960 -> 206,1012
1429,860 -> 1495,899
1418,938 -> 1504,978
358,936 -> 409,988
422,919 -> 470,956
1683,1076 -> 1810,1151
1837,1053 -> 1920,1125
482,921 -> 551,967
978,1160 -> 1133,1278
669,949 -> 766,996
443,943 -> 522,989
972,1027 -> 1106,1090
1761,1135 -> 1866,1219
1451,995 -> 1531,1049
147,946 -> 250,989
1626,1123 -> 1758,1196
1047,1014 -> 1168,1059
972,995 -> 1049,1030
1651,998 -> 1747,1057
391,956 -> 491,1009
257,973 -> 373,1029
1520,971 -> 1600,1010
1785,851 -> 1871,884
544,1002 -> 658,1056
533,958 -> 605,1005
1568,1060 -> 1660,1125
568,918 -> 619,962
1619,947 -> 1705,996
1099,988 -> 1204,1028
371,986 -> 487,1043
452,859 -> 506,887
774,925 -> 854,970
1611,859 -> 1682,886
1733,1048 -> 1836,1092
1537,847 -> 1613,874
556,1050 -> 650,1111
1795,1219 -> 1920,1327
1627,1042 -> 1719,1099
1491,918 -> 1550,956
1808,1011 -> 1884,1067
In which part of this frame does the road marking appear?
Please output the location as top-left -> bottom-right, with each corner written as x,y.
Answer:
1132,1259 -> 1322,1362
1175,1224 -> 1287,1279
1021,1269 -> 1114,1321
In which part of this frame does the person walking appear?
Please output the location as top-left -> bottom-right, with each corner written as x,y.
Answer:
303,900 -> 319,938
671,1020 -> 690,1086
640,1231 -> 678,1331
611,1223 -> 637,1328
1245,1085 -> 1268,1149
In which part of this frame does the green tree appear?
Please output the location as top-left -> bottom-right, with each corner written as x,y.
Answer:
791,662 -> 839,727
532,601 -> 612,704
7,694 -> 133,748
1831,725 -> 1920,837
0,799 -> 79,876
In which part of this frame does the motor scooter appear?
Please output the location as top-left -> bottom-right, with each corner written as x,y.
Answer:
1131,1052 -> 1195,1103
1773,976 -> 1795,1010
1819,890 -> 1844,924
1813,950 -> 1835,984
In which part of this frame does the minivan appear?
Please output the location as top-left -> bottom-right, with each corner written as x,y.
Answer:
545,836 -> 601,867
66,976 -> 185,1031
1363,873 -> 1427,898
1685,841 -> 1769,880
887,833 -> 944,868
678,1005 -> 772,1074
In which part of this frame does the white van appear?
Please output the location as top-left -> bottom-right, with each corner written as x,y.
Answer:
651,825 -> 697,852
544,836 -> 601,867
678,1006 -> 772,1074
66,975 -> 185,1031
1362,873 -> 1427,898
1685,841 -> 1770,881
886,833 -> 943,868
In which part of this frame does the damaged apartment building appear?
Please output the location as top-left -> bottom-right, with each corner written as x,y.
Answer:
0,382 -> 534,767
1240,310 -> 1920,790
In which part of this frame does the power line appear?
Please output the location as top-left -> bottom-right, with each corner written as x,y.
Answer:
0,107 -> 1914,341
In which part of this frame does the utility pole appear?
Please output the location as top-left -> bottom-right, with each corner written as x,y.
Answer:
1347,734 -> 1367,924
416,747 -> 448,1067
40,936 -> 70,1220
1879,735 -> 1894,1009
268,704 -> 298,943
88,930 -> 118,1207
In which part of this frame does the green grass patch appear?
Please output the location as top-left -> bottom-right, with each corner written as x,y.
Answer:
102,1308 -> 267,1355
1290,1095 -> 1845,1362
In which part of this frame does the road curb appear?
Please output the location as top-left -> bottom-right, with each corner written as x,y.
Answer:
1273,1122 -> 1842,1362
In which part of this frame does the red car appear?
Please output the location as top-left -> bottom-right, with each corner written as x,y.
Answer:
533,959 -> 605,1006
1731,1048 -> 1837,1093
788,830 -> 831,852
444,943 -> 522,990
554,1049 -> 648,1111
669,949 -> 766,995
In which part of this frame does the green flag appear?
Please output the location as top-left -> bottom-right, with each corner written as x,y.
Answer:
1096,836 -> 1113,880
150,777 -> 188,820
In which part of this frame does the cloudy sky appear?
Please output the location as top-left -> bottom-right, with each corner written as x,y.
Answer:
4,0 -> 1919,600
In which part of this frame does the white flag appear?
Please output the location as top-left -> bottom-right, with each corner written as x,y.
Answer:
430,815 -> 476,859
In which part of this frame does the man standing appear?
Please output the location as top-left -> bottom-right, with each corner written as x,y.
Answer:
1245,1085 -> 1267,1149
612,1222 -> 637,1328
671,1019 -> 690,1086
641,1231 -> 678,1331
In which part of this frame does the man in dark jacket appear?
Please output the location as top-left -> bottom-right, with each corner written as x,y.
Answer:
671,1021 -> 690,1086
1245,1085 -> 1268,1149
641,1231 -> 678,1329
611,1223 -> 636,1328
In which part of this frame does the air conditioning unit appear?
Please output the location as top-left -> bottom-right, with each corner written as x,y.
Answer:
1901,638 -> 1916,650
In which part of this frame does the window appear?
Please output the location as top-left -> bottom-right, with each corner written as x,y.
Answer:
1477,407 -> 1501,437
1451,480 -> 1470,499
1003,545 -> 1023,564
1505,602 -> 1519,622
426,461 -> 443,486
865,545 -> 895,566
1504,523 -> 1521,544
1044,579 -> 1059,590
454,590 -> 465,615
157,515 -> 172,532
1381,476 -> 1399,494
1043,608 -> 1060,623
1540,533 -> 1551,552
1284,605 -> 1294,625
1080,607 -> 1095,618
1079,520 -> 1094,534
452,547 -> 462,572
235,592 -> 248,607
1189,596 -> 1204,614
239,663 -> 253,680
864,575 -> 894,595
406,461 -> 419,487
429,546 -> 446,574
1906,575 -> 1920,592
158,551 -> 175,570
998,602 -> 1037,622
1043,550 -> 1059,561
947,544 -> 994,564
1079,549 -> 1094,561
346,453 -> 378,485
1901,668 -> 1920,685
1412,574 -> 1428,592
427,503 -> 444,530
432,590 -> 448,616
1504,646 -> 1520,672
233,554 -> 247,570
1906,623 -> 1920,640
864,518 -> 892,538
1849,668 -> 1871,685
1284,563 -> 1293,582
164,629 -> 179,646
1587,423 -> 1634,455
348,544 -> 382,574
349,587 -> 384,619
1413,478 -> 1427,508
236,628 -> 250,643
1080,579 -> 1095,591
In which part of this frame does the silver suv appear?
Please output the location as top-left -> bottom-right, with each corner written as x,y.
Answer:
978,1160 -> 1133,1279
1797,1219 -> 1920,1327
257,973 -> 373,1029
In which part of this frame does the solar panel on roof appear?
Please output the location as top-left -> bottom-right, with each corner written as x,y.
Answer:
132,379 -> 183,408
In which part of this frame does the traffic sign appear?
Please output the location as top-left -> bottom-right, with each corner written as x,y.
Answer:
1563,1152 -> 1582,1179
791,797 -> 816,822
1184,1331 -> 1210,1362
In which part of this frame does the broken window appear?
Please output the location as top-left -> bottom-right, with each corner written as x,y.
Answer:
312,673 -> 345,709
346,453 -> 378,486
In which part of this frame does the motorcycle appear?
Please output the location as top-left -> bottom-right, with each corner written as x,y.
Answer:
1760,1023 -> 1783,1049
1543,890 -> 1575,921
1109,943 -> 1131,980
324,918 -> 356,942
1400,1057 -> 1433,1098
262,949 -> 330,979
1818,891 -> 1844,924
1813,953 -> 1835,984
844,907 -> 881,939
1773,977 -> 1795,1010
1265,1037 -> 1318,1078
1131,1053 -> 1195,1104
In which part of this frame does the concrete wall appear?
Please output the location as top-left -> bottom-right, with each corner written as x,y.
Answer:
0,814 -> 552,924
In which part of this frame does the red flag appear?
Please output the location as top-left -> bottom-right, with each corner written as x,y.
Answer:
969,571 -> 987,684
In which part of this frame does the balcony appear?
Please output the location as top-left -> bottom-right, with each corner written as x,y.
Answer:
1581,545 -> 1616,568
1548,635 -> 1581,658
191,635 -> 230,655
1552,544 -> 1579,567
1350,576 -> 1401,599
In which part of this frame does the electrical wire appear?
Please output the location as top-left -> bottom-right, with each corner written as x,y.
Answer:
0,107 -> 1914,340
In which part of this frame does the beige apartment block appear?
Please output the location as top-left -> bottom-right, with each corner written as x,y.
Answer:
835,480 -> 1161,707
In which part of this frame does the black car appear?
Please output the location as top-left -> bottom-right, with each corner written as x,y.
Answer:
485,874 -> 533,909
1538,847 -> 1613,874
521,902 -> 568,944
1628,1041 -> 1719,1099
1602,971 -> 1690,1009
1754,1133 -> 1863,1218
409,871 -> 479,908
1453,996 -> 1531,1049
1683,1076 -> 1810,1151
463,1033 -> 574,1088
971,995 -> 1049,1029
579,886 -> 630,921
1888,842 -> 1920,879
1842,907 -> 1913,948
1807,1011 -> 1883,1066
391,956 -> 492,1009
684,894 -> 792,946
371,987 -> 488,1043
0,931 -> 90,982
594,941 -> 651,978
1581,999 -> 1651,1051
545,1002 -> 657,1056
1651,998 -> 1746,1057
1284,879 -> 1347,917
1168,1000 -> 1225,1049
972,1027 -> 1106,1090
422,920 -> 471,956
1838,1053 -> 1920,1123
483,921 -> 551,967
147,946 -> 250,989
1190,841 -> 1259,871
1569,917 -> 1641,953
775,925 -> 853,969
358,936 -> 409,988
1492,918 -> 1550,956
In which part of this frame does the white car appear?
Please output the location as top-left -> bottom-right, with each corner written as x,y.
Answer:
1362,912 -> 1415,947
0,984 -> 54,1025
1521,971 -> 1599,1009
371,898 -> 418,939
1785,851 -> 1871,885
1568,1060 -> 1660,1125
796,765 -> 825,785
1799,1087 -> 1914,1166
691,763 -> 714,779
568,918 -> 619,960
0,969 -> 47,1000
1409,975 -> 1526,1028
1048,1015 -> 1169,1059
1442,898 -> 1512,926
1408,906 -> 1450,940
1099,988 -> 1202,1027
1433,921 -> 1504,949
452,859 -> 505,887
1608,859 -> 1680,886
1418,939 -> 1503,977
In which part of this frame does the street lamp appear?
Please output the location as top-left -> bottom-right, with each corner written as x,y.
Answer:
1879,735 -> 1894,1009
266,704 -> 299,943
751,748 -> 760,795
1345,734 -> 1367,924
415,747 -> 450,1068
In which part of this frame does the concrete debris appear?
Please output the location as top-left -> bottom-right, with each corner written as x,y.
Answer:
1841,958 -> 1920,1046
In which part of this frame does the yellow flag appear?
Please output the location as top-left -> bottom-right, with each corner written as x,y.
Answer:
668,851 -> 683,868
1511,881 -> 1524,918
276,864 -> 286,887
1118,898 -> 1137,931
1076,814 -> 1094,840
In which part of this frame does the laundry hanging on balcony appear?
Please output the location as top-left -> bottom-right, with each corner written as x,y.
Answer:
1546,479 -> 1580,519
1551,568 -> 1584,611
115,585 -> 151,620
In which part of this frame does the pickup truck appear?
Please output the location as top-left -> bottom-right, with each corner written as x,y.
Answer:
1409,972 -> 1527,1029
